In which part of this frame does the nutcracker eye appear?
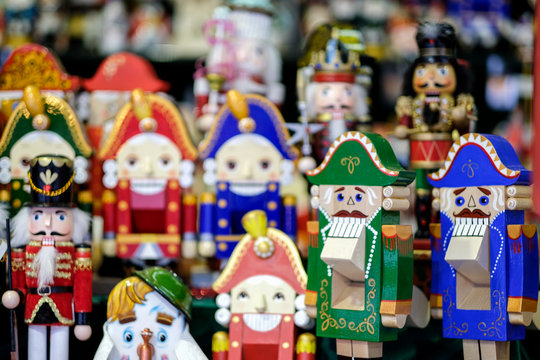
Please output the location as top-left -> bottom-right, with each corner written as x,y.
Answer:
123,329 -> 134,343
157,330 -> 167,343
259,159 -> 270,170
415,67 -> 426,77
479,196 -> 489,206
238,291 -> 249,301
272,292 -> 284,302
125,155 -> 139,170
56,212 -> 67,221
227,161 -> 237,171
455,196 -> 465,206
322,86 -> 331,96
33,213 -> 41,221
158,155 -> 172,170
345,87 -> 353,97
337,193 -> 344,202
437,66 -> 449,76
21,157 -> 30,167
355,193 -> 363,202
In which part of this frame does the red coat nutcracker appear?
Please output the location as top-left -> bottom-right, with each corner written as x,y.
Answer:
212,210 -> 316,360
1,155 -> 92,360
98,89 -> 198,264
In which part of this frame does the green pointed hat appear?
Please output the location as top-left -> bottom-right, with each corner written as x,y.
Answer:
135,267 -> 192,321
0,85 -> 92,158
307,131 -> 414,186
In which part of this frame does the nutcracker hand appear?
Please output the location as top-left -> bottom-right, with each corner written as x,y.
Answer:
182,240 -> 197,259
197,113 -> 216,132
74,325 -> 92,341
198,239 -> 216,258
381,314 -> 407,329
508,311 -> 534,326
2,290 -> 20,309
305,305 -> 317,319
431,307 -> 443,320
102,239 -> 117,257
394,125 -> 409,139
451,106 -> 467,127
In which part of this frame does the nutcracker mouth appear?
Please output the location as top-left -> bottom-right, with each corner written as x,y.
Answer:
230,182 -> 267,196
130,178 -> 167,195
333,210 -> 367,218
243,313 -> 282,332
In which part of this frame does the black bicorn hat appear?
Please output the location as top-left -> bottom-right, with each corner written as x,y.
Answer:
416,22 -> 457,62
27,155 -> 74,207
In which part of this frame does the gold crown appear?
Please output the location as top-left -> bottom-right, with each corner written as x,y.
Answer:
310,28 -> 360,74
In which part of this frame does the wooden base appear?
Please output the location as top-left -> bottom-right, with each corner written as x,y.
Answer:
463,340 -> 510,360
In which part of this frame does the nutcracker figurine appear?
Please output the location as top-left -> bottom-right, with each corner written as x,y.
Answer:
303,26 -> 370,164
0,85 -> 92,216
98,89 -> 198,263
428,133 -> 538,359
194,0 -> 284,133
94,267 -> 207,360
197,90 -> 298,259
212,210 -> 316,360
82,52 -> 170,214
0,44 -> 80,133
1,155 -> 92,360
306,131 -> 415,359
395,22 -> 476,238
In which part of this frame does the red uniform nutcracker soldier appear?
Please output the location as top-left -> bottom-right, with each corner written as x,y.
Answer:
98,89 -> 198,264
212,210 -> 316,360
395,22 -> 476,239
1,155 -> 92,360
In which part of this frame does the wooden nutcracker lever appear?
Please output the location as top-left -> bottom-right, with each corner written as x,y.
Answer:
137,328 -> 154,360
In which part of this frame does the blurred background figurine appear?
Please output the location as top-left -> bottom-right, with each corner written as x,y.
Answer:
297,24 -> 371,166
197,90 -> 298,260
211,210 -> 316,360
428,134 -> 538,360
395,21 -> 477,239
306,132 -> 415,359
94,267 -> 207,360
194,0 -> 284,134
1,155 -> 92,360
98,89 -> 197,267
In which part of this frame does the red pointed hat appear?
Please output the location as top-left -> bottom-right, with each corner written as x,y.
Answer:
98,89 -> 196,161
213,210 -> 307,294
83,52 -> 170,92
0,44 -> 80,91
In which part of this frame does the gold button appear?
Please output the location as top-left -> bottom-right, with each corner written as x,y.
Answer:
232,316 -> 240,323
268,183 -> 277,192
12,182 -> 20,190
218,199 -> 227,208
219,183 -> 227,191
168,245 -> 177,254
119,180 -> 129,189
168,202 -> 178,211
167,225 -> 178,234
218,219 -> 228,228
232,341 -> 239,348
282,342 -> 290,349
12,199 -> 21,208
269,220 -> 277,227
218,243 -> 227,251
119,245 -> 127,254
169,181 -> 179,190
118,200 -> 128,211
267,201 -> 277,211
119,225 -> 128,234
284,316 -> 291,322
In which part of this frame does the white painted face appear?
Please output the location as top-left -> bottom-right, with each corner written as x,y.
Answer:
230,275 -> 295,314
10,132 -> 75,181
234,38 -> 268,77
215,134 -> 282,196
29,207 -> 73,242
314,82 -> 356,119
107,291 -> 186,360
319,185 -> 382,219
117,133 -> 181,180
441,185 -> 505,224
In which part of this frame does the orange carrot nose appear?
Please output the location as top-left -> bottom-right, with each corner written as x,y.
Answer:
137,328 -> 154,360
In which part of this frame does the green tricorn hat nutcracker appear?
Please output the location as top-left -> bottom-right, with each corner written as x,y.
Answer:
27,155 -> 75,207
307,131 -> 415,186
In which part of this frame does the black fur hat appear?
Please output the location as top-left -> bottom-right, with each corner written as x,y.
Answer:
27,155 -> 74,207
416,22 -> 457,62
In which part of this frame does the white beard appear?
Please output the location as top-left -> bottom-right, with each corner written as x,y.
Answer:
35,246 -> 58,288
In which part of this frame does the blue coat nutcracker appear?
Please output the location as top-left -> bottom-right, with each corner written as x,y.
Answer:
429,133 -> 538,359
196,90 -> 299,259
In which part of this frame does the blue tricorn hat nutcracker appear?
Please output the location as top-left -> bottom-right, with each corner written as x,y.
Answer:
199,90 -> 298,160
27,155 -> 75,207
428,133 -> 531,187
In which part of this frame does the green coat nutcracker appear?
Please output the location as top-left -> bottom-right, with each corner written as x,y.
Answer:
305,131 -> 415,359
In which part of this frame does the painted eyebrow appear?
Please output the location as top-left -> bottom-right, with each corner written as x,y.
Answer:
156,312 -> 174,326
118,311 -> 136,324
478,187 -> 491,195
354,187 -> 365,193
453,188 -> 466,195
335,187 -> 345,192
33,210 -> 43,214
55,210 -> 67,214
